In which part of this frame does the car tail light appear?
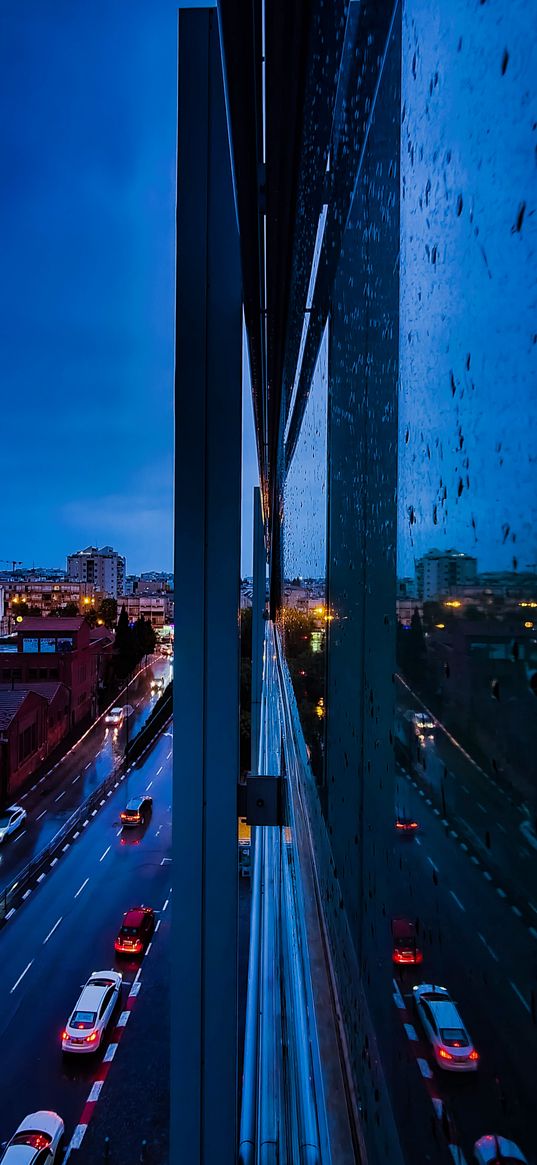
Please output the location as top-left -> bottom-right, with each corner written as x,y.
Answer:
469,1049 -> 479,1061
85,1032 -> 98,1043
61,1030 -> 68,1041
438,1047 -> 454,1060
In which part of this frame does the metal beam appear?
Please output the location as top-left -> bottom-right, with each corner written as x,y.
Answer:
173,11 -> 241,1163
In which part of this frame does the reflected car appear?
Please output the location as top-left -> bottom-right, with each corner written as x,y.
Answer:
395,814 -> 419,835
62,970 -> 122,1053
391,918 -> 423,965
413,984 -> 479,1071
151,677 -> 165,695
105,707 -> 124,727
120,794 -> 153,827
0,1112 -> 64,1164
0,805 -> 27,844
473,1135 -> 528,1164
114,906 -> 155,955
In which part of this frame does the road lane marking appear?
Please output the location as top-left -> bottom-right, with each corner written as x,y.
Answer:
417,1058 -> 433,1078
5,908 -> 16,920
433,808 -> 440,816
23,890 -> 32,900
155,919 -> 161,932
162,898 -> 169,911
156,766 -> 163,776
461,785 -> 470,794
483,871 -> 492,881
441,818 -> 449,827
118,1011 -> 131,1027
392,980 -> 405,1010
99,799 -> 106,806
87,1081 -> 103,1102
510,981 -> 530,1013
145,942 -> 153,955
404,1023 -> 418,1041
13,830 -> 27,842
116,828 -> 123,837
496,887 -> 506,899
36,810 -> 47,821
55,791 -> 66,802
414,837 -> 421,846
103,1043 -> 118,1062
460,842 -> 468,852
37,873 -> 46,883
74,877 -> 89,898
529,927 -> 537,939
167,750 -> 172,759
449,830 -> 458,839
470,856 -> 479,865
146,780 -> 153,790
450,891 -> 465,911
62,844 -> 70,852
478,933 -> 498,961
529,902 -> 537,915
511,905 -> 522,917
50,858 -> 58,867
427,857 -> 438,872
10,961 -> 33,993
85,762 -> 92,770
448,1148 -> 468,1165
68,1125 -> 87,1152
129,981 -> 142,998
160,857 -> 172,865
73,831 -> 80,839
497,822 -> 507,834
44,917 -> 63,943
476,802 -> 487,813
82,819 -> 89,827
99,846 -> 111,862
91,810 -> 98,817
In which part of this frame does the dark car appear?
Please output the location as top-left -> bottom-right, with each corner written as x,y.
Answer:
395,814 -> 419,835
120,794 -> 153,827
114,906 -> 155,955
391,917 -> 423,965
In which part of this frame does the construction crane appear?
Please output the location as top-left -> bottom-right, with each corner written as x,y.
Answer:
0,559 -> 23,573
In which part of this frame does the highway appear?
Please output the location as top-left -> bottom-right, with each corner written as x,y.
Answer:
0,719 -> 173,1158
0,656 -> 171,900
374,758 -> 537,1165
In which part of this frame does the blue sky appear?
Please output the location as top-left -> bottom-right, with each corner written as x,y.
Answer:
1,0 -> 251,578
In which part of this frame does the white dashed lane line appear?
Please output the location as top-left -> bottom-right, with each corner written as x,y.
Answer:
10,961 -> 33,993
43,917 -> 63,944
13,831 -> 27,843
417,1058 -> 433,1079
166,750 -> 172,759
99,846 -> 111,862
117,1011 -> 131,1028
478,933 -> 498,961
449,891 -> 465,912
87,1082 -> 103,1102
427,857 -> 438,872
403,1023 -> 418,1041
74,878 -> 89,899
72,775 -> 80,784
156,766 -> 163,776
510,981 -> 531,1014
103,1044 -> 118,1063
146,781 -> 153,790
55,791 -> 66,803
36,810 -> 47,821
496,887 -> 507,899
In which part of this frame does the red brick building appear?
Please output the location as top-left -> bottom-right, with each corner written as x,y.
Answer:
0,617 -> 112,728
0,689 -> 49,804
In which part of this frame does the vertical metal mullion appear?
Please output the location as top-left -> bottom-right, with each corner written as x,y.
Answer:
174,10 -> 241,1164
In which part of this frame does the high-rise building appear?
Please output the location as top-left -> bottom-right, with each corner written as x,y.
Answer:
67,545 -> 126,598
415,548 -> 477,601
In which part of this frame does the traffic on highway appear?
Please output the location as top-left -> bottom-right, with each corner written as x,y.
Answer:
0,663 -> 173,1163
381,697 -> 537,1165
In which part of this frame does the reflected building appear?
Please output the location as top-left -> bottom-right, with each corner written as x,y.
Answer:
174,5 -> 537,1165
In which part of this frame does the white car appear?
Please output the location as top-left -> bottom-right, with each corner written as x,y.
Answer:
0,805 -> 27,844
62,970 -> 122,1053
104,707 -> 124,727
0,1111 -> 64,1163
413,984 -> 479,1071
474,1135 -> 528,1165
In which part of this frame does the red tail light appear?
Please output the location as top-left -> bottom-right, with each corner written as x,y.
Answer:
85,1032 -> 98,1043
469,1049 -> 479,1061
61,1030 -> 68,1041
438,1047 -> 454,1060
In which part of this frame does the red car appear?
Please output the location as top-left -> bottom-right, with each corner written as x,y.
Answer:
391,917 -> 423,965
114,906 -> 155,955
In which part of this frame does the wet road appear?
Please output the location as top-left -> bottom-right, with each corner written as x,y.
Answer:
0,657 -> 172,898
0,721 -> 173,1154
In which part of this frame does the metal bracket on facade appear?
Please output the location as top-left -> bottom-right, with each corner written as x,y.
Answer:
237,773 -> 283,826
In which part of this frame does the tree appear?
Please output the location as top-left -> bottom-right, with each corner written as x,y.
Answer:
98,598 -> 118,629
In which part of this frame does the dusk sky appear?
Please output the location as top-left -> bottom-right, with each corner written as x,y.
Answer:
0,0 -> 263,579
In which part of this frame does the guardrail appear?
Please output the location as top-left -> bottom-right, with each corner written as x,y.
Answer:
0,708 -> 173,927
